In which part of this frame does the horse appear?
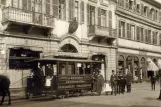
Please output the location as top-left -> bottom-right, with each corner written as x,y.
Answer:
0,75 -> 11,105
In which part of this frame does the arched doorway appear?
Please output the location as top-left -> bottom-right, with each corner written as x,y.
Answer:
141,57 -> 146,80
118,55 -> 124,74
92,54 -> 106,80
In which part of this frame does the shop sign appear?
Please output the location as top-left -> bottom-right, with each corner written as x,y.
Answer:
56,52 -> 88,58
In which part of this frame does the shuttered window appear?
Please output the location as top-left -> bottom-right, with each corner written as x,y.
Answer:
46,0 -> 51,15
87,4 -> 90,25
80,1 -> 84,23
118,21 -> 121,37
125,0 -> 129,9
87,5 -> 95,25
109,11 -> 112,28
11,0 -> 20,8
59,0 -> 66,20
69,0 -> 74,21
118,20 -> 125,38
98,8 -> 101,26
127,23 -> 131,39
74,1 -> 79,21
53,0 -> 59,18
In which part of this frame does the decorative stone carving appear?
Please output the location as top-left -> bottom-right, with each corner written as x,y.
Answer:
68,17 -> 78,34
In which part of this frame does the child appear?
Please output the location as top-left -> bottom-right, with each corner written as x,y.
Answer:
104,80 -> 112,95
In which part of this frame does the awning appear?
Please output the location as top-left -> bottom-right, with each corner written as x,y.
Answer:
147,58 -> 159,71
158,59 -> 161,69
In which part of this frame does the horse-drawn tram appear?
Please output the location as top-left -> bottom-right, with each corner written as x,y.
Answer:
26,58 -> 102,99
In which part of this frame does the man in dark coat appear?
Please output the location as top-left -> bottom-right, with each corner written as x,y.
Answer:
96,71 -> 104,95
126,70 -> 132,93
110,70 -> 117,96
151,74 -> 156,91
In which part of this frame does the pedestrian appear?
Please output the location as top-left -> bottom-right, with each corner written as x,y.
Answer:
104,80 -> 112,95
92,71 -> 97,94
126,70 -> 132,93
151,74 -> 156,91
96,70 -> 104,95
110,70 -> 117,96
118,72 -> 125,94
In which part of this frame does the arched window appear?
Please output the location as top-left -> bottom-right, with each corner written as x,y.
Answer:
144,6 -> 147,16
150,8 -> 154,19
60,44 -> 78,53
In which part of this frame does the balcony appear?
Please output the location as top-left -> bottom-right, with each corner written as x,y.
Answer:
2,7 -> 54,36
88,25 -> 117,41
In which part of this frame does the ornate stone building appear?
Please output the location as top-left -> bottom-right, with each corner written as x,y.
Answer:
0,0 -> 117,89
116,0 -> 161,81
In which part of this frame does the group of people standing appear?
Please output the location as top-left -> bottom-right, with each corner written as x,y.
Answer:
110,69 -> 132,96
91,68 -> 133,96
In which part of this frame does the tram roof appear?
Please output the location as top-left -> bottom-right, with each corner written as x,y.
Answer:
26,58 -> 103,63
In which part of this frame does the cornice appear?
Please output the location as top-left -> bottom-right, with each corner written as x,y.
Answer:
116,8 -> 161,29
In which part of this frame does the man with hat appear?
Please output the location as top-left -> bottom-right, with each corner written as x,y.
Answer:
110,70 -> 117,96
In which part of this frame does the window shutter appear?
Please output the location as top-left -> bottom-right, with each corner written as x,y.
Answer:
141,3 -> 144,15
80,1 -> 84,23
108,10 -> 112,29
53,0 -> 59,18
119,21 -> 121,37
97,8 -> 101,26
126,0 -> 129,9
69,0 -> 74,20
127,23 -> 130,39
147,7 -> 149,17
159,12 -> 161,23
87,4 -> 90,25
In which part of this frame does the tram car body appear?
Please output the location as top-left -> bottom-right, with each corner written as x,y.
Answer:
26,58 -> 102,99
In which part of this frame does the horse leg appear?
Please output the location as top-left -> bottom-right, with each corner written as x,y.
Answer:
0,95 -> 5,105
7,89 -> 11,105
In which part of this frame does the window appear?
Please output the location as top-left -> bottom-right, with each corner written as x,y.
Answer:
145,29 -> 148,43
80,1 -> 84,23
136,4 -> 140,13
87,5 -> 95,25
118,0 -> 124,7
59,0 -> 66,20
125,0 -> 129,9
69,0 -> 74,20
148,30 -> 151,43
136,26 -> 140,41
140,28 -> 144,42
152,32 -> 158,45
131,25 -> 135,40
98,8 -> 106,27
52,0 -> 59,18
127,23 -> 131,39
22,0 -> 31,11
141,3 -> 144,15
11,0 -> 20,8
119,21 -> 125,38
46,0 -> 51,15
74,1 -> 79,21
129,0 -> 133,10
144,6 -> 147,16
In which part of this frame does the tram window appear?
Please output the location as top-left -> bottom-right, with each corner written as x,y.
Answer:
76,63 -> 83,75
59,63 -> 66,75
85,64 -> 91,74
67,63 -> 75,75
45,64 -> 53,76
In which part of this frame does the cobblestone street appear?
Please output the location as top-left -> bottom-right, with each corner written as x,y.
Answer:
1,82 -> 161,107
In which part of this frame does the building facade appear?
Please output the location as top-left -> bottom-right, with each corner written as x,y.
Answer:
116,0 -> 161,81
0,0 -> 117,89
